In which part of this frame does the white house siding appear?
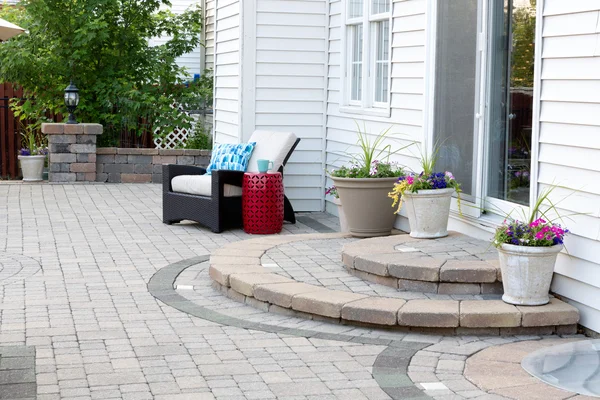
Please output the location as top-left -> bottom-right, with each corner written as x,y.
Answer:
325,0 -> 427,215
205,0 -> 216,70
213,0 -> 241,144
251,0 -> 328,212
539,0 -> 600,332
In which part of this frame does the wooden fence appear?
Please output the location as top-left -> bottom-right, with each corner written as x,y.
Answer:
0,83 -> 22,179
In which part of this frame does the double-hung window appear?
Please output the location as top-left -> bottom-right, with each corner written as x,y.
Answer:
344,0 -> 392,113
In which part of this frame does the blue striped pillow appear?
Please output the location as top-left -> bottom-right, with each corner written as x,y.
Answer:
206,142 -> 256,175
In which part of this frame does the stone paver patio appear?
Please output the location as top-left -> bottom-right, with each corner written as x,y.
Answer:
0,183 -> 592,399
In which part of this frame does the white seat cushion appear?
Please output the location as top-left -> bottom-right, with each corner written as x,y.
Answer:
247,130 -> 297,173
171,175 -> 242,197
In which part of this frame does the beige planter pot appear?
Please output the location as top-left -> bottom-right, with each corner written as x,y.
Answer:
331,176 -> 398,238
498,243 -> 562,306
332,197 -> 349,233
18,155 -> 45,182
402,188 -> 454,238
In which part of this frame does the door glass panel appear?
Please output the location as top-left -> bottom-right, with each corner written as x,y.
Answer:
433,0 -> 479,196
488,0 -> 536,206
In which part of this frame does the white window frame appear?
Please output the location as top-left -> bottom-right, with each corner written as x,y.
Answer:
341,0 -> 392,117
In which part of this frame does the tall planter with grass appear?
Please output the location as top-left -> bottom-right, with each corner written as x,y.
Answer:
493,188 -> 569,306
329,124 -> 410,238
18,124 -> 47,182
388,148 -> 461,238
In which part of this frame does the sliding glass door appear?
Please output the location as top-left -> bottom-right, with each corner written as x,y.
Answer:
487,0 -> 536,206
433,0 -> 537,213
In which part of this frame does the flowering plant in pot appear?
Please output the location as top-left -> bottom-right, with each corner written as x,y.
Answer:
388,149 -> 461,238
18,124 -> 48,182
325,185 -> 349,233
328,123 -> 411,238
492,187 -> 569,306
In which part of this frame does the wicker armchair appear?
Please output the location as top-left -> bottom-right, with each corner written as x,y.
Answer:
162,131 -> 300,233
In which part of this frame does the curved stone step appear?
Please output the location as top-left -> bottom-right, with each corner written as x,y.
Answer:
207,233 -> 580,336
342,232 -> 504,295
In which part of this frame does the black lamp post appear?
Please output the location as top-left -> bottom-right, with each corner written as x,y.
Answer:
64,81 -> 80,124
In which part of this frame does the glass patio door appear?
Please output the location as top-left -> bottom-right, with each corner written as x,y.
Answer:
487,0 -> 536,207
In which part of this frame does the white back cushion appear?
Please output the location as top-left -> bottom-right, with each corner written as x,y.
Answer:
247,130 -> 297,173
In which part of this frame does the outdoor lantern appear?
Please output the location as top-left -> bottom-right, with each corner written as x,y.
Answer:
64,81 -> 80,124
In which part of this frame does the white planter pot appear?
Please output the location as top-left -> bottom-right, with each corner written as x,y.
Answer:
402,188 -> 454,238
498,243 -> 562,306
18,155 -> 45,182
332,197 -> 350,233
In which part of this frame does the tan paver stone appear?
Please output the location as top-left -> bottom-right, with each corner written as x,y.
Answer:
209,256 -> 261,266
465,359 -> 538,390
491,382 -> 575,400
341,297 -> 406,325
208,265 -> 268,287
253,282 -> 325,308
438,283 -> 481,295
460,300 -> 521,328
354,254 -> 393,275
481,282 -> 504,294
229,273 -> 295,297
440,260 -> 497,283
347,268 -> 398,288
398,278 -> 438,293
517,298 -> 580,327
341,235 -> 413,267
291,290 -> 369,319
398,300 -> 459,328
469,339 -> 583,364
388,256 -> 444,281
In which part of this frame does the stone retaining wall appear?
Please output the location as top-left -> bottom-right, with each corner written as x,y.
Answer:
96,148 -> 211,183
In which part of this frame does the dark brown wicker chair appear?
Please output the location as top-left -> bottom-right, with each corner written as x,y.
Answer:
162,136 -> 300,233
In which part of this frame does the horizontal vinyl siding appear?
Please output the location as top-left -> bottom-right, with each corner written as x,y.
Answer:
253,0 -> 328,212
205,0 -> 215,70
214,0 -> 240,144
325,0 -> 426,213
539,1 -> 600,332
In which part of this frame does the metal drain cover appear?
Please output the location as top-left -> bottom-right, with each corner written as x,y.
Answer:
522,339 -> 600,397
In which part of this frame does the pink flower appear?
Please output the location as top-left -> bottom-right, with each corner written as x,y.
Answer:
535,232 -> 545,240
406,176 -> 414,185
445,171 -> 455,180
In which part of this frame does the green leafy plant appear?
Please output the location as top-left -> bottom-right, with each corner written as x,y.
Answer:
0,0 -> 206,145
329,122 -> 413,179
18,120 -> 48,156
181,121 -> 212,150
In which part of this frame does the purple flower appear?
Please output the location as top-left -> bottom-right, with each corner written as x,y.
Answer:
19,148 -> 31,156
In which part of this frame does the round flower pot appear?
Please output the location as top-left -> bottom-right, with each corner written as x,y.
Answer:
498,243 -> 562,306
402,188 -> 454,238
18,155 -> 46,182
332,197 -> 349,233
331,177 -> 398,238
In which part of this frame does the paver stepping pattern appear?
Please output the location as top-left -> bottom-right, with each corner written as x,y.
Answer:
342,232 -> 504,295
209,233 -> 580,335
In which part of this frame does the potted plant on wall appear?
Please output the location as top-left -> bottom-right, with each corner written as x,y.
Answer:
492,187 -> 569,306
388,148 -> 461,238
325,185 -> 349,233
18,124 -> 47,182
329,124 -> 411,238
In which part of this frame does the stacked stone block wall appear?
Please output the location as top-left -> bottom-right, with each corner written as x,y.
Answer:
96,148 -> 211,183
42,123 -> 103,182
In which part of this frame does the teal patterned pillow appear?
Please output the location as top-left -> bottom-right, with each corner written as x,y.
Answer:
206,142 -> 256,175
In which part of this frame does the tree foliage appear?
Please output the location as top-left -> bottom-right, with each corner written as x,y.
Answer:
0,0 -> 208,142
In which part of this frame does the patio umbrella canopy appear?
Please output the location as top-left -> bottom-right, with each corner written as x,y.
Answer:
0,18 -> 25,41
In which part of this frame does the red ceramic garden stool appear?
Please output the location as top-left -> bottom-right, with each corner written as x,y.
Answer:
242,172 -> 285,234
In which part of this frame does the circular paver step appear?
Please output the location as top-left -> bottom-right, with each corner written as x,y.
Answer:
342,232 -> 504,295
208,233 -> 580,336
